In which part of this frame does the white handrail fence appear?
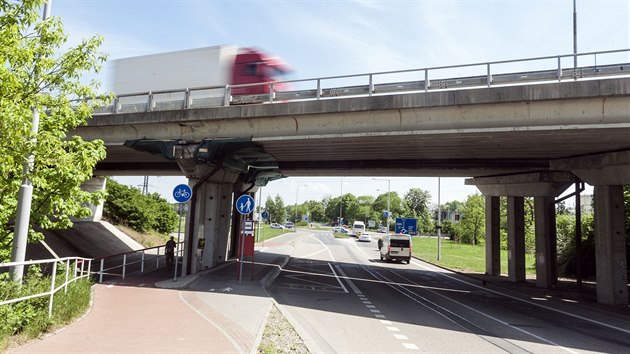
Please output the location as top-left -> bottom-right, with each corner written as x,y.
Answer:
0,257 -> 92,318
0,242 -> 183,318
92,242 -> 183,283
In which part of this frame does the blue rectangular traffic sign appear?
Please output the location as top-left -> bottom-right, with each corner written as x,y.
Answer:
395,217 -> 417,235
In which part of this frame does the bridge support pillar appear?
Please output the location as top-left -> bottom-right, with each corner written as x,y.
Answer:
507,197 -> 526,282
183,181 -> 233,275
551,152 -> 629,305
593,185 -> 628,305
76,177 -> 107,222
485,196 -> 501,276
467,172 -> 573,284
534,196 -> 557,288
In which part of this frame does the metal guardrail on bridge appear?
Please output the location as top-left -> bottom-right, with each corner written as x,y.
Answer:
92,48 -> 630,115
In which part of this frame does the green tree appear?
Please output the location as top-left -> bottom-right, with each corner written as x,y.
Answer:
103,180 -> 177,234
303,200 -> 325,222
0,0 -> 110,261
455,194 -> 485,245
404,188 -> 432,232
265,195 -> 286,224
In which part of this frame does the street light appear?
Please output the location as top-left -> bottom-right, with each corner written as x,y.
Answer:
373,178 -> 391,232
295,184 -> 309,222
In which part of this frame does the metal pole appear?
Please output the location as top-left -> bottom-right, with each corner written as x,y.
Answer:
339,177 -> 343,226
573,0 -> 578,70
437,177 -> 441,261
387,180 -> 391,233
295,185 -> 299,222
238,217 -> 245,283
48,261 -> 57,318
575,182 -> 582,291
257,187 -> 262,243
11,0 -> 52,282
173,203 -> 183,281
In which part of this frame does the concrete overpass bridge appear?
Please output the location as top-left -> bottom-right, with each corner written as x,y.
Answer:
73,49 -> 630,305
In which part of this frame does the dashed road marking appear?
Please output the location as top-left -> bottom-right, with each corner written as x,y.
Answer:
403,343 -> 419,350
394,334 -> 408,340
386,326 -> 400,332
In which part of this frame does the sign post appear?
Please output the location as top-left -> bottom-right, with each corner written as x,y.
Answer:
172,184 -> 192,281
235,194 -> 255,282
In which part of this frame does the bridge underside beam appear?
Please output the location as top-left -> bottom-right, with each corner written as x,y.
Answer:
280,159 -> 549,177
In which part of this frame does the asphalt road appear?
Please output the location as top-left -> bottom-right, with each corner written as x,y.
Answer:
268,230 -> 630,353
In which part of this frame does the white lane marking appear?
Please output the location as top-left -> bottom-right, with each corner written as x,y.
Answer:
328,262 -> 349,294
383,268 -> 578,354
394,334 -> 408,340
380,320 -> 392,325
309,235 -> 335,261
402,343 -> 419,350
410,259 -> 630,336
370,309 -> 381,313
334,264 -> 362,295
366,305 -> 376,309
375,314 -> 386,319
386,326 -> 400,332
301,247 -> 328,259
178,291 -> 245,354
362,301 -> 372,304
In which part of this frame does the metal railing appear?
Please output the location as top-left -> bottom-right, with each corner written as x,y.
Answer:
0,257 -> 93,318
92,48 -> 630,115
90,242 -> 184,283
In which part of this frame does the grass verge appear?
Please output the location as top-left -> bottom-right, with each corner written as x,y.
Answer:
0,277 -> 92,352
258,304 -> 309,354
411,237 -> 536,275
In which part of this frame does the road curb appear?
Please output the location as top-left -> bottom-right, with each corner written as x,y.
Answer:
259,255 -> 290,289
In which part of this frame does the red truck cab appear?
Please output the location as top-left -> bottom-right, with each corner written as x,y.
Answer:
230,48 -> 290,95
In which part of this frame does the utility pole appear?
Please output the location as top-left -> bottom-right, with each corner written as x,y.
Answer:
11,0 -> 53,282
373,178 -> 391,232
573,0 -> 578,70
437,177 -> 441,261
339,177 -> 343,226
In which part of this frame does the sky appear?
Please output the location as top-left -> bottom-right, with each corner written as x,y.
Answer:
49,0 -> 629,206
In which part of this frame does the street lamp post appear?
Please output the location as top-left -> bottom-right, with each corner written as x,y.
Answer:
437,177 -> 441,261
339,177 -> 343,226
11,0 -> 53,281
373,178 -> 391,232
295,184 -> 308,223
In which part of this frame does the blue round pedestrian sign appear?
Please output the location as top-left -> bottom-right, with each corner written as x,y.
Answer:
235,195 -> 255,215
261,211 -> 269,219
173,184 -> 192,203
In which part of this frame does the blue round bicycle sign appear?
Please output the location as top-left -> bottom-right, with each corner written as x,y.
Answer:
173,184 -> 192,203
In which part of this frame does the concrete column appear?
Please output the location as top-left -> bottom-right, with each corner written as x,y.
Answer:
534,196 -> 557,288
189,182 -> 234,273
75,177 -> 107,222
593,185 -> 628,305
507,197 -> 526,282
485,196 -> 501,276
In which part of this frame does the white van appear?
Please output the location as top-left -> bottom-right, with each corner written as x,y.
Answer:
352,221 -> 366,236
379,234 -> 412,264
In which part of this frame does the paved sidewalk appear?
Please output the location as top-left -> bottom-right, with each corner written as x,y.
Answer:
11,249 -> 290,354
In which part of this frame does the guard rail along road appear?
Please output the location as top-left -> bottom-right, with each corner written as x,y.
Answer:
92,48 -> 630,115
